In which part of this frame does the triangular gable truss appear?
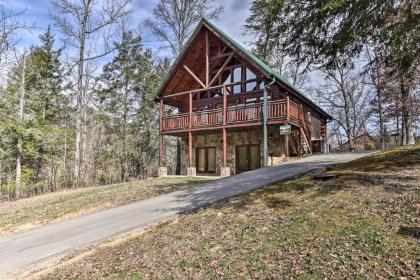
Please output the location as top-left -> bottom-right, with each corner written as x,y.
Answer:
154,20 -> 269,101
154,18 -> 332,119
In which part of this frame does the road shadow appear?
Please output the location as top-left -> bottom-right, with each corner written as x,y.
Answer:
152,160 -> 340,214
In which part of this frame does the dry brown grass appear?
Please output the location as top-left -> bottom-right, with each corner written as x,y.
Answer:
41,146 -> 420,279
0,177 -> 212,236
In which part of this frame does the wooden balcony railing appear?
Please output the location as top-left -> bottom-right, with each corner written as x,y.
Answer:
161,99 -> 288,132
226,103 -> 261,123
192,108 -> 223,127
162,113 -> 189,131
268,99 -> 287,119
289,100 -> 300,126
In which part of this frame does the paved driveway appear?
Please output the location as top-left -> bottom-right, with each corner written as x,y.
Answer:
0,152 -> 370,278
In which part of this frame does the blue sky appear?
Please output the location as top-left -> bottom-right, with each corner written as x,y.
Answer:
9,0 -> 252,57
4,0 -> 323,88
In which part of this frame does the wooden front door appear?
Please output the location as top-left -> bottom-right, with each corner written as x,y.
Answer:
236,144 -> 260,173
196,147 -> 216,174
312,140 -> 321,153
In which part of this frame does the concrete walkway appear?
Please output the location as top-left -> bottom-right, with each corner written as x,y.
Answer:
0,152 -> 370,278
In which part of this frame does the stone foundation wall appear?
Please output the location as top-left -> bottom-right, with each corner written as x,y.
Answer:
180,126 -> 287,176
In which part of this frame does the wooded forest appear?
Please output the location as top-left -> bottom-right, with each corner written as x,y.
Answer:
0,0 -> 418,201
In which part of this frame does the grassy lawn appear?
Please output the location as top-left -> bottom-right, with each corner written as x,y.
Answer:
0,177 -> 212,236
41,145 -> 420,279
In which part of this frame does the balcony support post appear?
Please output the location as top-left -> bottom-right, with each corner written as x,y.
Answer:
263,87 -> 268,167
220,126 -> 230,177
158,98 -> 167,176
223,128 -> 227,167
187,92 -> 196,176
223,86 -> 227,167
160,99 -> 163,130
159,134 -> 164,167
189,92 -> 192,129
220,85 -> 230,177
189,92 -> 192,166
159,99 -> 164,167
223,85 -> 227,125
284,95 -> 290,159
188,131 -> 192,167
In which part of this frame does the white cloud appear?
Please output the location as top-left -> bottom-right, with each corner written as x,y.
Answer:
11,0 -> 254,60
212,0 -> 252,46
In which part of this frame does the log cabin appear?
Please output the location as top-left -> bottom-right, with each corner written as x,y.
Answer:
155,19 -> 332,177
341,132 -> 376,152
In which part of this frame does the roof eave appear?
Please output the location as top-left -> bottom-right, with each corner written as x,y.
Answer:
153,20 -> 207,101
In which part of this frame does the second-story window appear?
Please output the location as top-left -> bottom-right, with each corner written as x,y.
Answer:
246,68 -> 257,92
222,71 -> 232,94
233,67 -> 242,94
220,66 -> 258,95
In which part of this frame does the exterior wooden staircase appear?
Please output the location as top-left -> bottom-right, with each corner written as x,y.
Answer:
298,106 -> 312,155
300,128 -> 312,154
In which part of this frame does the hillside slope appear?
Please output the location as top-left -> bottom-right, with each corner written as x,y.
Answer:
43,146 -> 419,279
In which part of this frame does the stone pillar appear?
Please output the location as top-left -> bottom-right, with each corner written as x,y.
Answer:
187,167 -> 196,177
220,167 -> 231,177
158,167 -> 168,177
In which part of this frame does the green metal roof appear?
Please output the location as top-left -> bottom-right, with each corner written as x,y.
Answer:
154,18 -> 332,119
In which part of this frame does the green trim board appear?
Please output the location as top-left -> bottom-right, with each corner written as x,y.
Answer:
154,18 -> 332,120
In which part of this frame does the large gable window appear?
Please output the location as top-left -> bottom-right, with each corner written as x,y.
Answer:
246,68 -> 257,92
233,67 -> 242,94
214,66 -> 258,96
222,71 -> 232,94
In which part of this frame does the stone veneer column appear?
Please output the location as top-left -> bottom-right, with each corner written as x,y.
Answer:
220,167 -> 230,177
158,167 -> 168,177
187,167 -> 196,177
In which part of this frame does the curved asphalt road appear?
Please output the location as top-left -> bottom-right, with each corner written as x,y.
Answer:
0,152 -> 370,278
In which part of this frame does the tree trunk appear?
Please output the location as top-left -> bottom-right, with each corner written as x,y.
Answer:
343,95 -> 354,151
63,115 -> 67,188
399,76 -> 414,146
122,78 -> 129,182
73,4 -> 89,187
16,54 -> 26,197
377,87 -> 386,149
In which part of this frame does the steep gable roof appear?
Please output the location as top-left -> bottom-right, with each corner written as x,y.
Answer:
154,18 -> 332,119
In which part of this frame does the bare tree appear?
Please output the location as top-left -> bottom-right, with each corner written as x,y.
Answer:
311,62 -> 373,151
268,43 -> 310,89
145,0 -> 223,56
50,0 -> 131,187
363,46 -> 388,149
0,3 -> 24,61
0,2 -> 31,83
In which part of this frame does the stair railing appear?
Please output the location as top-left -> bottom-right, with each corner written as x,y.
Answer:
298,105 -> 312,154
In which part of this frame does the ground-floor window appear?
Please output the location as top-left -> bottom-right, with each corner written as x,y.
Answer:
196,147 -> 216,174
236,144 -> 260,173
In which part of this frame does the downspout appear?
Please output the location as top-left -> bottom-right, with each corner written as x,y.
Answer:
263,75 -> 276,167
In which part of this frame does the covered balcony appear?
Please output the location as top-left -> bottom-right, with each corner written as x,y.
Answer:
159,80 -> 304,134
